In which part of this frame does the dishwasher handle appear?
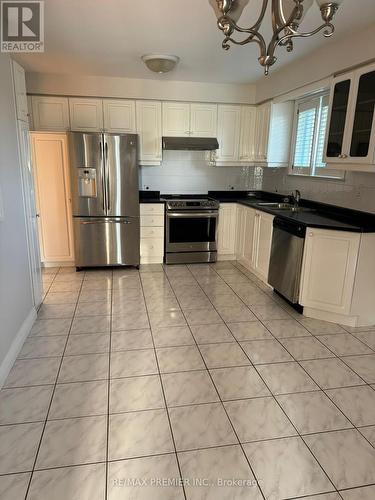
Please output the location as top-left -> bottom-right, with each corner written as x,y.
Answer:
273,217 -> 306,238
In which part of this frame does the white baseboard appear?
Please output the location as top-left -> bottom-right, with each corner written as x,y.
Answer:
0,308 -> 37,389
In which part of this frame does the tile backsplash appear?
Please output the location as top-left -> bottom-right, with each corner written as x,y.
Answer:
262,168 -> 375,214
139,151 -> 262,194
140,152 -> 375,214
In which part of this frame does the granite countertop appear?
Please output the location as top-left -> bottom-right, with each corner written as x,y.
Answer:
139,190 -> 375,233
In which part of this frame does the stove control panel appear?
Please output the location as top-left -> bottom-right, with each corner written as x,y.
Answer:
166,199 -> 220,210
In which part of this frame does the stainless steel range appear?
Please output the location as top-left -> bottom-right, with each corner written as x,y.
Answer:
165,197 -> 220,264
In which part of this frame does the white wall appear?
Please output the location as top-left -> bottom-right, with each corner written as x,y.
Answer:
0,55 -> 34,381
26,73 -> 256,104
140,151 -> 262,194
255,23 -> 375,103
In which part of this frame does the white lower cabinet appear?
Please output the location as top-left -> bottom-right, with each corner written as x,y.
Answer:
235,205 -> 273,284
140,203 -> 164,264
300,228 -> 375,327
236,205 -> 256,270
217,204 -> 237,259
252,210 -> 274,282
300,229 -> 360,316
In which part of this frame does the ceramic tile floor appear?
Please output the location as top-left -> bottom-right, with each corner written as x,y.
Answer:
1,261 -> 375,499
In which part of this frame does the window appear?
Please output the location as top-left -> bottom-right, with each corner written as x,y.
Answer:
290,92 -> 344,179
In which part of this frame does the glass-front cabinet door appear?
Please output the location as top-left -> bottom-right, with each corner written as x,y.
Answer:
348,65 -> 375,164
324,63 -> 375,168
324,73 -> 353,163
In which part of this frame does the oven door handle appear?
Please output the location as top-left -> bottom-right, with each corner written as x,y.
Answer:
167,212 -> 218,218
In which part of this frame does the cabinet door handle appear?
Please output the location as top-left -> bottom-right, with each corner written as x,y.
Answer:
309,232 -> 313,237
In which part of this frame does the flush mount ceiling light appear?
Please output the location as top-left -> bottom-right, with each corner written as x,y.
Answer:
209,0 -> 344,75
141,54 -> 180,74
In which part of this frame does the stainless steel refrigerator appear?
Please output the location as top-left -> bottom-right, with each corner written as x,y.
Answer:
68,132 -> 140,269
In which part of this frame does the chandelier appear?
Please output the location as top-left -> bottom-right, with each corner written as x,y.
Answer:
209,0 -> 343,75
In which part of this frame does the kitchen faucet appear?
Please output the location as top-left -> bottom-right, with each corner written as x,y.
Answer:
291,190 -> 301,209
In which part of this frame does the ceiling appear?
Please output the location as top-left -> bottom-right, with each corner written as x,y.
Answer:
15,0 -> 375,84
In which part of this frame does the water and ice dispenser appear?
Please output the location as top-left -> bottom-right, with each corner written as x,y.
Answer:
78,168 -> 97,197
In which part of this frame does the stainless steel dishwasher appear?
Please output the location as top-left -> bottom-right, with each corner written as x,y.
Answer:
268,217 -> 306,304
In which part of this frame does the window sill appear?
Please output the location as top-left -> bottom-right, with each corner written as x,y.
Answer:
287,171 -> 346,181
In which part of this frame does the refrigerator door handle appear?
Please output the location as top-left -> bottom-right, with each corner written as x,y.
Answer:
79,218 -> 133,225
99,140 -> 106,214
104,141 -> 110,212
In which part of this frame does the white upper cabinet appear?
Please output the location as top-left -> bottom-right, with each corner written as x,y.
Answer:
216,105 -> 241,162
239,106 -> 256,161
254,101 -> 293,167
162,102 -> 217,137
325,62 -> 375,170
216,104 -> 256,164
136,100 -> 162,165
32,96 -> 70,131
300,229 -> 360,315
190,103 -> 217,137
254,102 -> 271,163
12,60 -> 28,122
103,99 -> 136,133
69,98 -> 104,132
162,102 -> 190,136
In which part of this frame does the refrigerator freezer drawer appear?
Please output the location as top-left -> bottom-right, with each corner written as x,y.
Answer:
73,217 -> 140,267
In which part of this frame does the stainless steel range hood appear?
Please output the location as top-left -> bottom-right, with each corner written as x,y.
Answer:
162,136 -> 219,151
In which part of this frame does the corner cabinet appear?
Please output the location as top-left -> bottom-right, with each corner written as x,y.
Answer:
136,101 -> 162,165
300,228 -> 375,327
324,62 -> 375,170
217,203 -> 237,259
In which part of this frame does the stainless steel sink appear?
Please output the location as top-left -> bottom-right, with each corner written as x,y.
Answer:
256,202 -> 295,209
255,202 -> 316,213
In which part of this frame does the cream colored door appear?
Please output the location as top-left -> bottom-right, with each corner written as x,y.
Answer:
190,103 -> 217,137
162,102 -> 190,137
300,228 -> 360,315
31,133 -> 74,264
